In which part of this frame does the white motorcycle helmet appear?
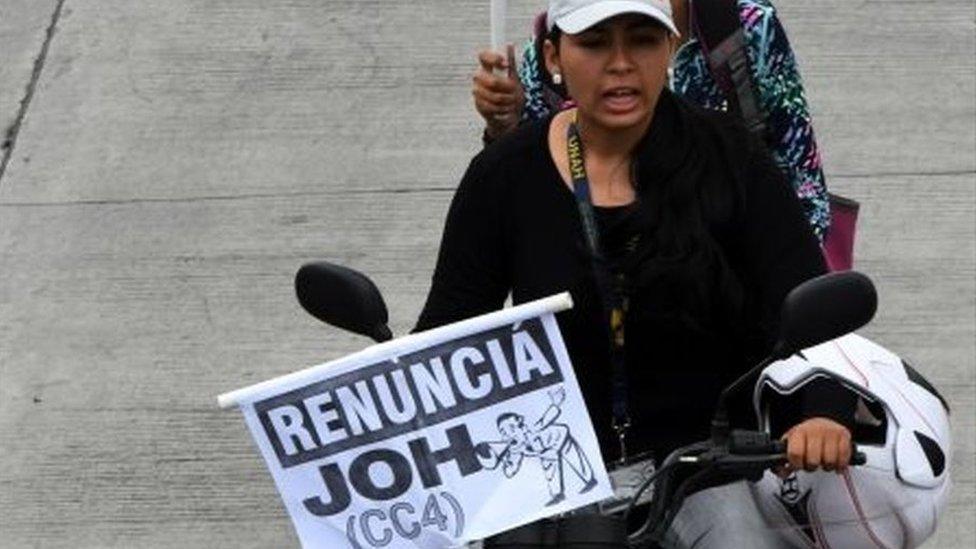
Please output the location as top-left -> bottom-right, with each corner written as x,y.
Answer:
750,333 -> 951,548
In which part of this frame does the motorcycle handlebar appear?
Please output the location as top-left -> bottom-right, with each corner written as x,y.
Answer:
766,439 -> 867,466
727,429 -> 866,466
626,435 -> 868,545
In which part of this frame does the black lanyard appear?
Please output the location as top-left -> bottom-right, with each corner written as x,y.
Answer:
567,116 -> 633,463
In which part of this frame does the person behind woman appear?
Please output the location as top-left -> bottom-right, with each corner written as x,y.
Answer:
420,1 -> 855,546
473,0 -> 831,242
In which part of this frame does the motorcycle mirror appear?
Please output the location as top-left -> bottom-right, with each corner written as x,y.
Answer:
712,271 -> 877,440
294,262 -> 393,343
771,271 -> 877,360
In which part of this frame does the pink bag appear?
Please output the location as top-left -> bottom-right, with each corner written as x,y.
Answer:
823,193 -> 859,271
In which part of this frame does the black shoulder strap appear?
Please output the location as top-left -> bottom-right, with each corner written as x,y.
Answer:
692,0 -> 741,49
690,0 -> 767,137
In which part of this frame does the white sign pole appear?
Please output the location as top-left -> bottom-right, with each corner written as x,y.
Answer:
490,0 -> 508,54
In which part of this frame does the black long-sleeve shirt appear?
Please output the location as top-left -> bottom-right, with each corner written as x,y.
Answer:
417,91 -> 852,462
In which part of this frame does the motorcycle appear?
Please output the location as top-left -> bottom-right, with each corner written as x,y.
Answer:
292,263 -> 878,548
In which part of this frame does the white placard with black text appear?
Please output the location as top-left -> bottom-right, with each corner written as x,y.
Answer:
224,298 -> 612,548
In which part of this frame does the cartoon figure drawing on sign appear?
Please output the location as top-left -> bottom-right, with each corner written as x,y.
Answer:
475,387 -> 597,505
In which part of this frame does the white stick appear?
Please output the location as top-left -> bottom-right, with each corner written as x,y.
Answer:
216,292 -> 574,409
490,0 -> 507,53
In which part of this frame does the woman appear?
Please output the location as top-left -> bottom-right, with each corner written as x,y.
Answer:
473,0 -> 831,242
419,1 -> 854,546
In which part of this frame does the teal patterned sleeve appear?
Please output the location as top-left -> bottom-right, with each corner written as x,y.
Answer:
740,0 -> 830,240
517,37 -> 554,122
672,0 -> 830,241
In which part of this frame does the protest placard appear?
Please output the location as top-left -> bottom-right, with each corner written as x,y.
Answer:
218,294 -> 613,548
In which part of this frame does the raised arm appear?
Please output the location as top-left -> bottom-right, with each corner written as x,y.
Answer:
479,29 -> 562,146
533,387 -> 566,429
473,44 -> 525,143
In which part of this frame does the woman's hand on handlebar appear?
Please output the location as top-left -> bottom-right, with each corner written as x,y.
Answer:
473,44 -> 524,140
781,417 -> 853,475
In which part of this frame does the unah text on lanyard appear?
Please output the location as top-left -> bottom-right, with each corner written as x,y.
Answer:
566,111 -> 634,463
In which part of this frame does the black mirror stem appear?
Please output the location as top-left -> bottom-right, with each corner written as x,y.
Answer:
371,324 -> 394,343
711,354 -> 777,444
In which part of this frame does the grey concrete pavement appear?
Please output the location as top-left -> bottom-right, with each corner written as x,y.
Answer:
0,0 -> 62,165
778,0 -> 975,177
1,0 -> 973,547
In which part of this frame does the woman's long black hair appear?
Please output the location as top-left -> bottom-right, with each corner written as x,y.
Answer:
628,102 -> 749,339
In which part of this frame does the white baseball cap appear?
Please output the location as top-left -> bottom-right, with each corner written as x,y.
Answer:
547,0 -> 679,36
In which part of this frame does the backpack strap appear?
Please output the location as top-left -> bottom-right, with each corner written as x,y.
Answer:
691,0 -> 767,137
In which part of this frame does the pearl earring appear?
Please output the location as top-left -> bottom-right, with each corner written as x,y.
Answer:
552,72 -> 562,85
